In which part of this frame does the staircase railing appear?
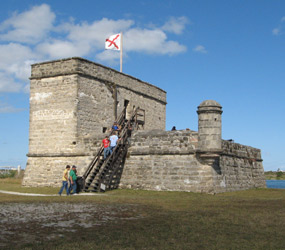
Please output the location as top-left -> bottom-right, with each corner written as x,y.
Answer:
83,107 -> 144,192
82,107 -> 126,180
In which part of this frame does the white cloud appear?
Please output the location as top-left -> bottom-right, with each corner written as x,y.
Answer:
0,4 -> 188,92
162,16 -> 189,35
124,28 -> 186,54
272,17 -> 285,36
272,28 -> 280,35
0,101 -> 25,113
49,18 -> 187,63
96,50 -> 120,65
0,43 -> 37,92
0,4 -> 55,44
0,72 -> 22,92
193,45 -> 207,54
0,43 -> 37,69
66,18 -> 134,47
58,17 -> 188,58
6,60 -> 35,82
23,83 -> 30,93
37,18 -> 134,60
36,40 -> 91,59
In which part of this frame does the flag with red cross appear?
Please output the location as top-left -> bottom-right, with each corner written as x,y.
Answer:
105,33 -> 121,50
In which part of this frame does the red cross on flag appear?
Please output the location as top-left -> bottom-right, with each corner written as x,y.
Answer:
105,33 -> 121,50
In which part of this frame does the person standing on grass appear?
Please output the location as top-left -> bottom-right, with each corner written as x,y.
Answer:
69,165 -> 78,195
58,165 -> 70,196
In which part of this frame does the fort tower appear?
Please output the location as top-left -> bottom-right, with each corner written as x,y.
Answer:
197,100 -> 223,151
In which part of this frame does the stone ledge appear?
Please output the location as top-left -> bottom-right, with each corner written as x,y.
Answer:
128,149 -> 196,155
30,72 -> 167,105
30,57 -> 167,104
27,153 -> 91,157
220,153 -> 263,162
31,57 -> 166,93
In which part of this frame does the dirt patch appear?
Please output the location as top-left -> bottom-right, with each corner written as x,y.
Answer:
0,202 -> 144,248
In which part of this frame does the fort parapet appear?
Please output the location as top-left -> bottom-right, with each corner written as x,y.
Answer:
23,57 -> 266,192
120,130 -> 265,193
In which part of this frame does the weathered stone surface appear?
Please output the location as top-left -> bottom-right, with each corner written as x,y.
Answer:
23,57 -> 265,193
120,131 -> 266,193
197,100 -> 222,151
23,57 -> 166,186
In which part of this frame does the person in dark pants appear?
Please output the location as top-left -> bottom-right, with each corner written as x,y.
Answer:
69,165 -> 78,195
58,165 -> 70,196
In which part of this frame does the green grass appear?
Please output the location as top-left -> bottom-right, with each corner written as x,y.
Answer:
1,178 -> 285,249
0,177 -> 59,194
265,171 -> 285,180
0,170 -> 16,178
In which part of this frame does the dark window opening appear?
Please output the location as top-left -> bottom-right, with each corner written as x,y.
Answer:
102,127 -> 107,133
124,99 -> 129,108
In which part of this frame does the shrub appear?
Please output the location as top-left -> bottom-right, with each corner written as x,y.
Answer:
0,170 -> 17,179
276,171 -> 283,179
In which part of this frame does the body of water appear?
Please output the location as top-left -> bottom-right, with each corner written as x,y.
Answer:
266,180 -> 285,189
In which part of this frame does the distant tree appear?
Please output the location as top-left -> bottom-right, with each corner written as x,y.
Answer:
276,169 -> 283,179
0,170 -> 16,179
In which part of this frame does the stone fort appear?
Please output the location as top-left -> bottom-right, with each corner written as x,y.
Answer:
23,57 -> 266,193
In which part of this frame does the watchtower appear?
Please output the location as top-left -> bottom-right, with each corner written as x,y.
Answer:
197,100 -> 223,151
196,100 -> 223,164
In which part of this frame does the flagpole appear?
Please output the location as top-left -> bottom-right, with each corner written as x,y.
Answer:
120,32 -> 123,72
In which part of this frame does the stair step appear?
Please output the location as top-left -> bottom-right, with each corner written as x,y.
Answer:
82,108 -> 143,193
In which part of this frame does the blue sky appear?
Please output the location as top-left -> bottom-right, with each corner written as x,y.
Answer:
0,0 -> 284,171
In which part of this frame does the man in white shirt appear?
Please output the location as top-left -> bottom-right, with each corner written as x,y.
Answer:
109,132 -> 120,154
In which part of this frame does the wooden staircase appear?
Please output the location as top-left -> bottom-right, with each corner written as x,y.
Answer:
82,107 -> 144,192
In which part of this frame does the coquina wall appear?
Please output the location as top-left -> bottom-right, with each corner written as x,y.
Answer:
120,130 -> 215,193
23,57 -> 166,186
120,131 -> 266,193
214,141 -> 266,192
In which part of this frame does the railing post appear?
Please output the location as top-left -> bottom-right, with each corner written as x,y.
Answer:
17,165 -> 21,176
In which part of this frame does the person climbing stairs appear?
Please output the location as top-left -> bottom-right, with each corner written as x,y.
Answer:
82,107 -> 144,192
